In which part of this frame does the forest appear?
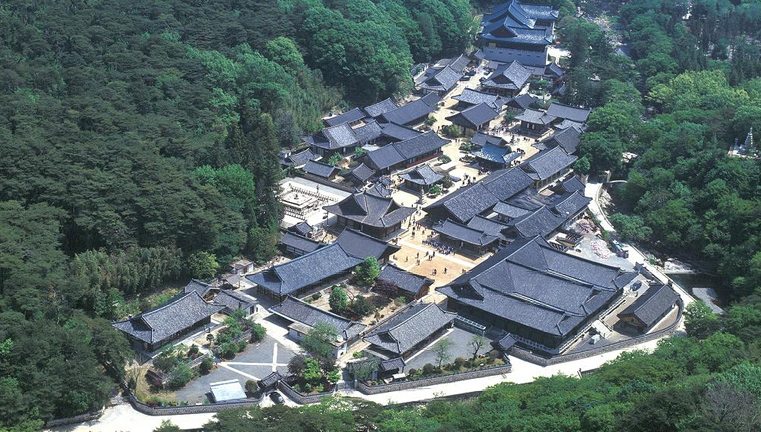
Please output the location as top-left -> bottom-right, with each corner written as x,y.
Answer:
2,0 -> 761,429
0,0 -> 473,429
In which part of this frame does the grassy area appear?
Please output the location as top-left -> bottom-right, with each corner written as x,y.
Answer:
115,287 -> 182,319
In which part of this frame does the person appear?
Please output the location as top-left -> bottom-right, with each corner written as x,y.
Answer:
444,267 -> 448,274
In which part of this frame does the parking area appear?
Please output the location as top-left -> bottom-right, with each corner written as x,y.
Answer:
404,327 -> 490,371
174,335 -> 297,405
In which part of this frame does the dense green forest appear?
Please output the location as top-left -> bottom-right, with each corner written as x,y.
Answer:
0,0 -> 473,429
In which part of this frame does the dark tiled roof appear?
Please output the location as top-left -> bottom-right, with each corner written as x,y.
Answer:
420,66 -> 461,94
303,160 -> 340,178
515,108 -> 556,125
249,228 -> 400,297
496,333 -> 516,350
424,167 -> 534,223
466,215 -> 510,239
366,182 -> 393,198
213,290 -> 256,312
287,148 -> 321,167
184,279 -> 214,297
471,132 -> 508,148
289,221 -> 314,237
520,146 -> 577,181
378,357 -> 406,372
378,264 -> 433,296
269,296 -> 366,340
280,231 -> 322,253
304,123 -> 358,150
364,98 -> 399,118
559,176 -> 585,194
366,132 -> 448,171
324,107 -> 365,126
438,236 -> 636,337
505,206 -> 565,238
354,120 -> 383,144
247,243 -> 362,297
113,292 -> 223,344
364,303 -> 456,355
334,227 -> 401,259
546,103 -> 591,123
433,219 -> 500,247
258,372 -> 282,388
544,127 -> 581,154
447,54 -> 470,73
480,1 -> 557,52
555,119 -> 585,132
551,191 -> 591,218
324,192 -> 415,229
618,284 -> 679,328
380,95 -> 440,125
454,89 -> 505,111
545,62 -> 564,78
400,164 -> 444,186
380,122 -> 422,141
472,143 -> 521,165
482,61 -> 532,91
349,163 -> 375,183
446,103 -> 499,129
506,93 -> 538,110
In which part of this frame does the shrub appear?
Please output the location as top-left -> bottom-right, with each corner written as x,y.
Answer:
237,340 -> 247,352
199,357 -> 214,375
219,342 -> 238,359
351,295 -> 373,317
187,344 -> 199,358
167,364 -> 193,389
422,363 -> 435,376
288,355 -> 307,375
407,368 -> 417,377
439,155 -> 452,163
245,379 -> 257,394
315,384 -> 325,393
453,357 -> 465,369
153,349 -> 180,374
304,383 -> 313,393
250,323 -> 267,343
312,292 -> 321,301
353,351 -> 365,358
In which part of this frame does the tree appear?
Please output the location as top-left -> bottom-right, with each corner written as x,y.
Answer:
573,156 -> 591,175
250,323 -> 267,343
428,184 -> 442,195
302,358 -> 323,385
468,335 -> 488,361
154,420 -> 182,432
327,153 -> 343,166
329,286 -> 349,314
288,355 -> 307,376
432,339 -> 452,369
609,214 -> 652,242
302,322 -> 339,365
350,296 -> 372,317
185,251 -> 219,279
355,257 -> 380,286
684,301 -> 721,339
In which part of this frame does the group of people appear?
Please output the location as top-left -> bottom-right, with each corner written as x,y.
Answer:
422,239 -> 455,255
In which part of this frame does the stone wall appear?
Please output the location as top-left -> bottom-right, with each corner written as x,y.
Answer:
277,381 -> 335,405
355,363 -> 513,395
44,410 -> 104,428
128,393 -> 263,416
509,298 -> 684,367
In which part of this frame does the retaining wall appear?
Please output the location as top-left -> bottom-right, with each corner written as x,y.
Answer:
277,381 -> 335,404
128,393 -> 263,416
355,363 -> 513,395
44,410 -> 104,428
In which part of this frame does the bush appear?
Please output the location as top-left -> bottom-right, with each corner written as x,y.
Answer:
304,383 -> 313,393
453,357 -> 465,369
353,351 -> 365,358
199,357 -> 214,375
312,292 -> 321,301
422,363 -> 435,376
219,342 -> 238,359
250,323 -> 267,343
439,155 -> 452,164
153,350 -> 180,374
329,286 -> 349,313
245,379 -> 257,394
167,364 -> 193,389
237,340 -> 247,352
407,368 -> 417,377
187,344 -> 199,358
351,295 -> 373,317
